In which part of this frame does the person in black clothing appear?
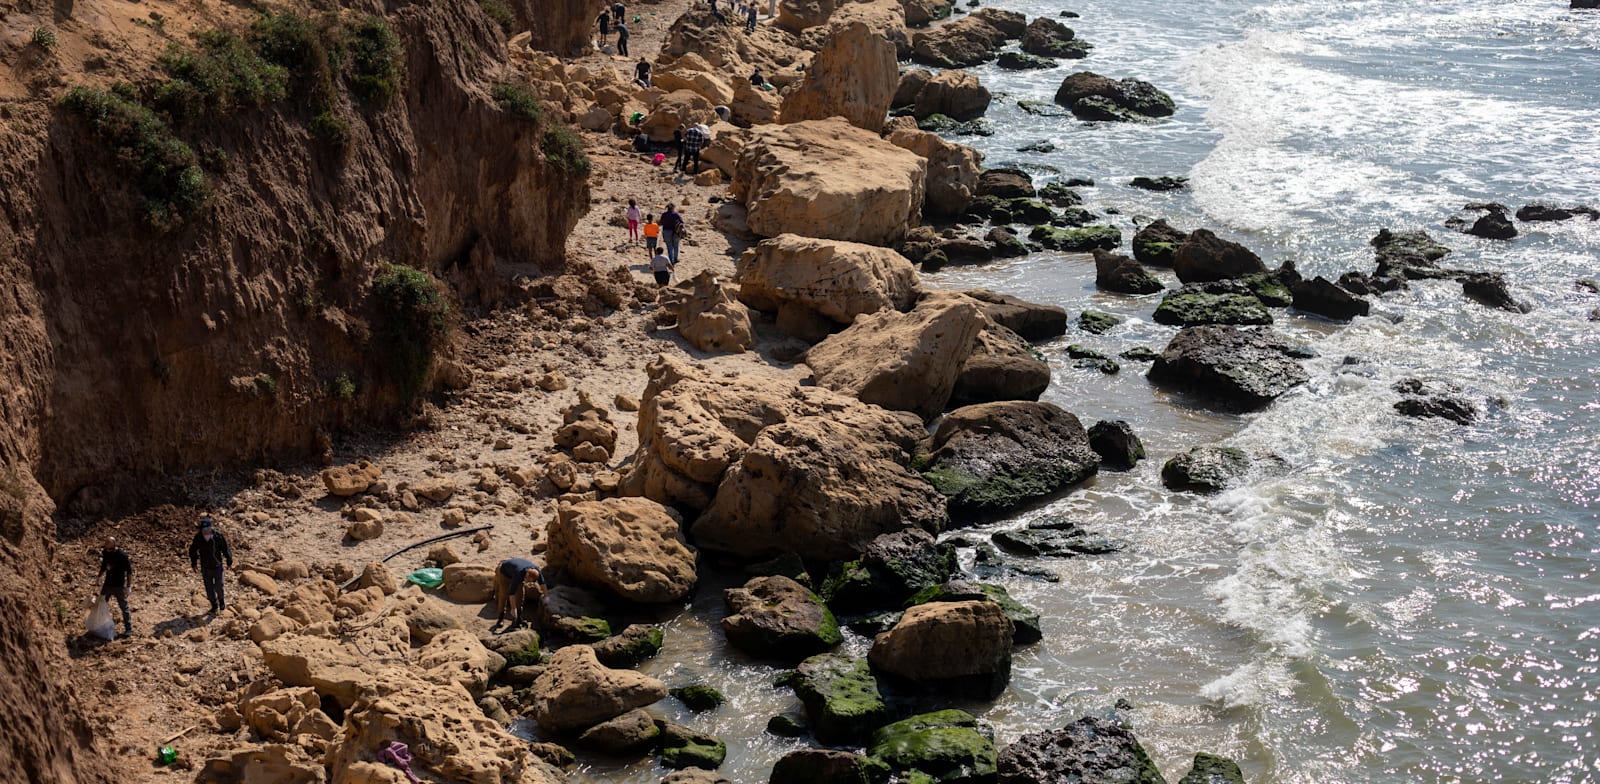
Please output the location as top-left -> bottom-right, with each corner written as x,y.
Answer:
615,22 -> 630,56
750,68 -> 765,87
492,558 -> 545,630
672,124 -> 686,172
597,9 -> 611,47
188,516 -> 234,613
634,59 -> 652,88
97,539 -> 133,636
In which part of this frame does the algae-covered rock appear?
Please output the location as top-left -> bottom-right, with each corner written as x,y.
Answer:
923,401 -> 1100,521
1077,310 -> 1122,334
1029,225 -> 1120,252
991,520 -> 1119,561
1053,72 -> 1175,121
822,528 -> 958,614
578,708 -> 661,755
1152,291 -> 1272,326
721,575 -> 843,660
868,710 -> 997,784
1161,445 -> 1250,493
592,624 -> 665,669
906,580 -> 1042,644
1094,249 -> 1164,295
671,684 -> 726,712
659,722 -> 727,770
1132,219 -> 1187,266
1179,752 -> 1247,784
790,654 -> 892,745
1147,325 -> 1309,411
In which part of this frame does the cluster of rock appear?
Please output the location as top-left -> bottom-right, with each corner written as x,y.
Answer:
1443,200 -> 1598,240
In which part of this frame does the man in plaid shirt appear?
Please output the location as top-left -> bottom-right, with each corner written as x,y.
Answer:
682,123 -> 711,175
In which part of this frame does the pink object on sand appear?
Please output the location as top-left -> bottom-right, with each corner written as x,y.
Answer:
652,153 -> 666,165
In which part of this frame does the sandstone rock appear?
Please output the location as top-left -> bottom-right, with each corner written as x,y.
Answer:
441,563 -> 497,603
271,560 -> 311,581
777,0 -> 841,32
805,293 -> 985,420
1053,71 -> 1175,121
780,22 -> 899,132
396,590 -> 464,644
911,9 -> 1023,67
592,624 -> 666,669
1022,17 -> 1089,59
886,128 -> 983,217
906,579 -> 1043,644
923,401 -> 1100,520
411,479 -> 456,503
911,70 -> 992,121
579,707 -> 662,755
440,508 -> 468,527
673,271 -> 756,354
537,585 -> 613,642
731,78 -> 782,126
346,517 -> 384,541
721,575 -> 843,660
732,118 -> 926,246
961,290 -> 1067,340
528,645 -> 669,733
951,318 -> 1051,406
322,462 -> 381,497
997,717 -> 1165,784
549,497 -> 697,604
892,69 -> 933,108
976,168 -> 1035,199
260,633 -> 404,707
357,562 -> 398,596
615,394 -> 640,412
736,234 -> 923,331
802,0 -> 912,58
868,600 -> 1014,698
900,0 -> 955,26
335,586 -> 385,617
243,687 -> 319,741
643,90 -> 719,143
416,629 -> 505,697
1147,325 -> 1309,411
655,54 -> 737,107
1173,229 -> 1267,283
240,570 -> 280,596
538,371 -> 569,391
198,745 -> 326,784
1094,250 -> 1164,295
556,391 -> 619,453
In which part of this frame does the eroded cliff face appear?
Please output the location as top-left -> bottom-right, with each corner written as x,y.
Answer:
515,0 -> 608,57
0,0 -> 590,778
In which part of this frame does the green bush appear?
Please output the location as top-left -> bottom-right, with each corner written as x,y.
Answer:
346,16 -> 402,107
251,12 -> 340,107
31,26 -> 58,52
61,86 -> 210,229
481,0 -> 515,34
372,263 -> 449,399
153,30 -> 288,120
541,126 -> 590,177
330,374 -> 357,400
491,82 -> 542,124
309,109 -> 349,144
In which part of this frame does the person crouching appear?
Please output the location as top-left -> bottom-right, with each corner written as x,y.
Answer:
492,557 -> 545,631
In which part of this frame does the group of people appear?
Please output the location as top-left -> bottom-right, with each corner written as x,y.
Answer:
93,516 -> 233,638
709,0 -> 769,32
596,1 -> 630,55
623,200 -> 688,287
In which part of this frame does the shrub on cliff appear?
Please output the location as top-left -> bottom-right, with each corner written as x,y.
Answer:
347,16 -> 403,107
60,86 -> 210,230
491,83 -> 543,124
152,30 -> 288,121
251,12 -> 341,107
542,126 -> 590,178
372,263 -> 450,399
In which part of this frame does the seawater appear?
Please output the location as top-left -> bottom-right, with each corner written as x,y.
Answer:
565,2 -> 1600,781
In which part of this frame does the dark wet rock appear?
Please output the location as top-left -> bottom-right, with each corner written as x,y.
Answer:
992,521 -> 1118,560
1392,379 -> 1478,425
917,114 -> 993,136
1094,249 -> 1165,295
1030,225 -> 1121,252
593,624 -> 666,669
1577,279 -> 1600,294
1055,207 -> 1100,227
923,401 -> 1101,521
1178,752 -> 1247,784
868,710 -> 997,784
970,543 -> 1061,583
671,684 -> 726,712
1065,344 -> 1111,361
745,552 -> 812,586
1173,228 -> 1267,283
1371,228 -> 1456,280
1132,219 -> 1187,267
659,722 -> 727,770
1005,198 -> 1055,224
911,8 -> 1025,68
1291,276 -> 1370,320
1054,71 -> 1176,121
1016,99 -> 1073,117
952,322 -> 1052,404
766,712 -> 809,738
1591,308 -> 1600,321
977,168 -> 1036,199
998,51 -> 1057,70
1337,270 -> 1406,296
985,227 -> 1030,258
771,749 -> 891,784
1153,290 -> 1272,326
790,654 -> 892,745
997,716 -> 1164,784
1077,310 -> 1123,334
907,579 -> 1043,644
1119,346 -> 1159,361
1063,176 -> 1095,187
1017,139 -> 1057,153
1064,344 -> 1119,374
1129,176 -> 1188,191
1147,325 -> 1310,411
1517,203 -> 1598,222
1088,420 -> 1145,470
964,289 -> 1067,339
1461,272 -> 1530,313
1037,182 -> 1083,207
846,611 -> 904,636
1161,446 -> 1249,493
1468,211 -> 1517,240
722,575 -> 843,661
578,708 -> 662,755
1021,17 -> 1090,59
821,528 -> 959,614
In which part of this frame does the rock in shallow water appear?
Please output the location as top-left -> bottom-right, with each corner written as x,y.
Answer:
922,401 -> 1101,520
868,709 -> 997,784
1147,325 -> 1310,411
721,575 -> 843,661
997,716 -> 1165,784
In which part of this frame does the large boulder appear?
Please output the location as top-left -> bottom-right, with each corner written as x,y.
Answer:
416,629 -> 506,697
548,497 -> 697,604
804,0 -> 912,58
901,0 -> 957,26
642,90 -> 719,143
781,22 -> 899,132
907,580 -> 1042,644
1147,325 -> 1309,411
1053,71 -> 1175,121
922,401 -> 1100,520
820,528 -> 958,614
790,654 -> 892,744
692,414 -> 949,561
975,168 -> 1035,199
886,127 -> 984,217
996,717 -> 1164,784
578,708 -> 662,756
868,600 -> 1014,698
440,563 -> 497,603
733,118 -> 927,245
1152,290 -> 1273,327
806,293 -> 986,420
868,710 -> 997,784
910,8 -> 1025,67
1173,229 -> 1267,283
721,575 -> 843,660
672,271 -> 756,354
526,645 -> 669,733
664,5 -> 812,78
1093,249 -> 1164,295
950,320 -> 1051,406
731,77 -> 782,126
1021,17 -> 1089,59
654,54 -> 738,107
910,70 -> 993,122
961,290 -> 1067,340
1291,276 -> 1370,320
1132,219 -> 1188,266
619,357 -> 931,513
777,0 -> 841,32
736,234 -> 923,332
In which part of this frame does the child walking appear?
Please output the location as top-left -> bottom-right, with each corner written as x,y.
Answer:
625,199 -> 642,243
642,213 -> 660,255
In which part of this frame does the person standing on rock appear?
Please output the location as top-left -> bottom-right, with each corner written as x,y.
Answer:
492,557 -> 545,631
650,249 -> 676,287
97,539 -> 133,637
188,516 -> 233,614
661,203 -> 686,265
615,20 -> 630,56
672,124 -> 686,172
744,2 -> 758,33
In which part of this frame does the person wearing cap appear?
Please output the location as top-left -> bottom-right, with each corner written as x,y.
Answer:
97,539 -> 133,636
188,516 -> 234,613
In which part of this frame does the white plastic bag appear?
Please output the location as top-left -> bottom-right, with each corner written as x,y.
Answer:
86,597 -> 115,641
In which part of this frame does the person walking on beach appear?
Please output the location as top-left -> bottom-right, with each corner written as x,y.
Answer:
625,199 -> 642,243
745,2 -> 758,33
661,204 -> 685,265
643,213 -> 661,256
188,516 -> 233,613
682,123 -> 710,175
672,124 -> 687,172
649,250 -> 676,287
97,539 -> 133,637
615,21 -> 630,56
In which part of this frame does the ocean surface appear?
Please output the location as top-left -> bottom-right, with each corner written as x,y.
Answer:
560,1 -> 1600,781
